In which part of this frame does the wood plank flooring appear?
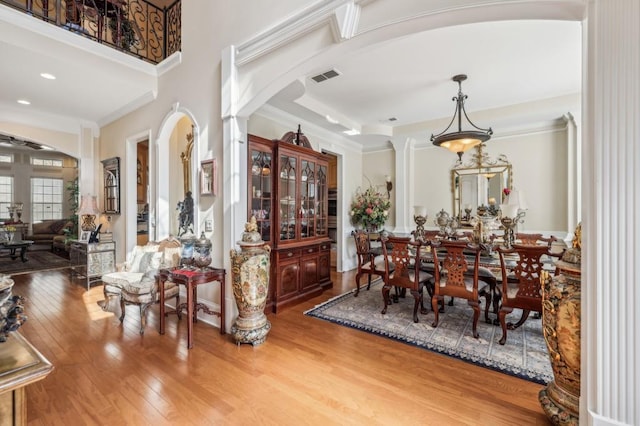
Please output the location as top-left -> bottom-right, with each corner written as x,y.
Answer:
10,269 -> 551,425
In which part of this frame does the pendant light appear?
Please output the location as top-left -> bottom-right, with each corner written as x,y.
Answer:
431,74 -> 493,161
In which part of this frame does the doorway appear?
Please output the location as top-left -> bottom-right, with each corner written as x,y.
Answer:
136,140 -> 149,245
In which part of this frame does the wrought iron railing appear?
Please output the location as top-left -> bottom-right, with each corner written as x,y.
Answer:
0,0 -> 181,64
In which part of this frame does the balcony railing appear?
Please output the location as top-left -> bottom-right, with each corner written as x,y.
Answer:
1,0 -> 181,64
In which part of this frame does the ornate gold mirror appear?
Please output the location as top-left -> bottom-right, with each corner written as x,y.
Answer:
451,144 -> 512,220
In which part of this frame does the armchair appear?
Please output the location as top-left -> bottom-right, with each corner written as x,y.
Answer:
101,237 -> 182,334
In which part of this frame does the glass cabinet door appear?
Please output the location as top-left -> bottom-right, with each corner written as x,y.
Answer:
300,159 -> 316,239
249,147 -> 272,241
279,154 -> 297,241
316,164 -> 328,237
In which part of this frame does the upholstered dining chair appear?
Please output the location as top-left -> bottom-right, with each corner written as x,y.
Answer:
380,235 -> 432,323
352,230 -> 389,297
495,243 -> 549,345
430,240 -> 483,338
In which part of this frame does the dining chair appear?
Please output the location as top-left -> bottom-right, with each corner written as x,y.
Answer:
516,233 -> 557,247
352,230 -> 388,297
496,243 -> 549,345
430,240 -> 482,338
380,236 -> 432,323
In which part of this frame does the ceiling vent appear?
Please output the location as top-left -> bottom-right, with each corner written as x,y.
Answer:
311,69 -> 341,83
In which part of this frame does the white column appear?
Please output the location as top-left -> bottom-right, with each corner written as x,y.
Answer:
221,45 -> 248,324
583,2 -> 640,424
564,112 -> 581,236
389,137 -> 414,234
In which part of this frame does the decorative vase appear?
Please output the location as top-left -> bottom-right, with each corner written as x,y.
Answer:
539,223 -> 581,425
179,232 -> 196,268
193,232 -> 212,269
229,217 -> 271,346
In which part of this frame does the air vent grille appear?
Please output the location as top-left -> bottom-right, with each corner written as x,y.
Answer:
311,69 -> 341,83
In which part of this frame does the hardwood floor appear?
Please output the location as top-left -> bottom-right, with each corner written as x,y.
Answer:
11,269 -> 551,425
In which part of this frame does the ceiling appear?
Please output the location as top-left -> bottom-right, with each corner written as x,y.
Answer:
0,6 -> 582,151
261,19 -> 582,149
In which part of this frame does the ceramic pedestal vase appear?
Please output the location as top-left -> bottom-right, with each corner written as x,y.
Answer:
539,234 -> 581,425
229,218 -> 271,346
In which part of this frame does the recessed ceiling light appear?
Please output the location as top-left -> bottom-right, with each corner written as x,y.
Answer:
40,73 -> 56,80
17,99 -> 31,105
343,129 -> 360,136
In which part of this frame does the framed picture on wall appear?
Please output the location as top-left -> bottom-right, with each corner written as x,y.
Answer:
200,159 -> 216,196
79,231 -> 90,242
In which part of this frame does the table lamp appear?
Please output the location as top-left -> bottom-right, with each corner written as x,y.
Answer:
79,194 -> 100,231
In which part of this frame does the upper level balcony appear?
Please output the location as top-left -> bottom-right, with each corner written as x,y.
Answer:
0,0 -> 180,64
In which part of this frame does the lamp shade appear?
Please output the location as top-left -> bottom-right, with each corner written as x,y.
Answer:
79,194 -> 100,232
506,189 -> 527,210
500,204 -> 519,218
78,194 -> 99,215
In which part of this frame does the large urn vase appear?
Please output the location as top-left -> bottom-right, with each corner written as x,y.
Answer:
539,224 -> 581,425
229,217 -> 271,346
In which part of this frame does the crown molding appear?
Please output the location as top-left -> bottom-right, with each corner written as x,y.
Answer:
235,0 -> 367,66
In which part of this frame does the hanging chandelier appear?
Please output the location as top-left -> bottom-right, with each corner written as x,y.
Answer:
431,74 -> 493,161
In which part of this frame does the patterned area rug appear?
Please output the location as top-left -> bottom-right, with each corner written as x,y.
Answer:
305,280 -> 552,384
0,250 -> 70,276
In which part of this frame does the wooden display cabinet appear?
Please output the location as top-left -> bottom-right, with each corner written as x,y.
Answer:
248,134 -> 332,313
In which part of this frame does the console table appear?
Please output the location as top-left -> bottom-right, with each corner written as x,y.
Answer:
69,240 -> 116,290
0,332 -> 53,425
158,267 -> 226,349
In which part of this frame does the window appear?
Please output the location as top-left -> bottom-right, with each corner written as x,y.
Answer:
32,158 -> 63,167
0,176 -> 13,218
31,178 -> 63,221
0,154 -> 12,163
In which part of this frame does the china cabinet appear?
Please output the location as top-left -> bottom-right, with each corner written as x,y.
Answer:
248,134 -> 332,313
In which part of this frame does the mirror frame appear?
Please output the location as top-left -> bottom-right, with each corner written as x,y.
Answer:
451,144 -> 512,220
102,156 -> 121,214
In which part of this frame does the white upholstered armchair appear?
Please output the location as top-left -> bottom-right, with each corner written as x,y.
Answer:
101,237 -> 182,334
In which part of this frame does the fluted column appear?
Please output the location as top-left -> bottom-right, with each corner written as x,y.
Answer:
583,1 -> 640,424
389,137 -> 414,234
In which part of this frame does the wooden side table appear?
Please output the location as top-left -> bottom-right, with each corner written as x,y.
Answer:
158,267 -> 226,349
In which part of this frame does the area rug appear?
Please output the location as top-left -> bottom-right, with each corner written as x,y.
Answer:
304,280 -> 552,385
0,251 -> 70,276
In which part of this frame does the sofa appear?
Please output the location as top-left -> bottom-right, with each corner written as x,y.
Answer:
26,219 -> 74,251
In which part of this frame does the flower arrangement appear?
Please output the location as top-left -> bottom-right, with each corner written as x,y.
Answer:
349,186 -> 391,230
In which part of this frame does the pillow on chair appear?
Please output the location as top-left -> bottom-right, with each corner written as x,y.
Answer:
125,245 -> 161,272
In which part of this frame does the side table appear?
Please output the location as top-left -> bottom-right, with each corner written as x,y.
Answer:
158,267 -> 226,349
69,240 -> 116,290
